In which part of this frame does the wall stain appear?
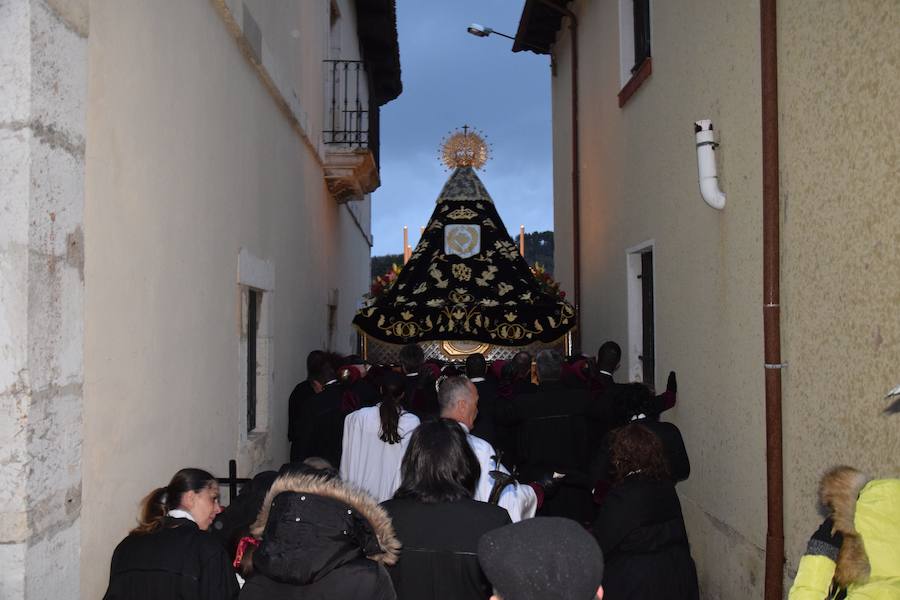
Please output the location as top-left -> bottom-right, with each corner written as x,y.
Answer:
66,226 -> 84,282
0,120 -> 85,159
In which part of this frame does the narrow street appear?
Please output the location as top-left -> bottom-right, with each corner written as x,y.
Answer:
1,1 -> 898,599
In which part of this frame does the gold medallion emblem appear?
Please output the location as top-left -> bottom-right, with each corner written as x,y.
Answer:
445,224 -> 481,258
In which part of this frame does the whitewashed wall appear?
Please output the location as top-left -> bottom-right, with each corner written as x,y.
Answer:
79,1 -> 372,597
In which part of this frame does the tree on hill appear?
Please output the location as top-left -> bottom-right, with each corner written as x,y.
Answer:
524,230 -> 554,274
370,253 -> 403,278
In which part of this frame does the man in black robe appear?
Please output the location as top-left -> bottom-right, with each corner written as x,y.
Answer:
288,350 -> 329,462
291,361 -> 347,467
499,349 -> 598,523
337,355 -> 379,409
399,343 -> 438,418
467,352 -> 498,446
493,351 -> 537,469
593,340 -> 621,392
591,382 -> 690,488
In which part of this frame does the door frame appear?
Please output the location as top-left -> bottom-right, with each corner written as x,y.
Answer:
625,239 -> 656,387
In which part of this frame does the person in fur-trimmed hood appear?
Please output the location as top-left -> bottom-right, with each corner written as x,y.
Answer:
238,463 -> 400,600
789,465 -> 900,600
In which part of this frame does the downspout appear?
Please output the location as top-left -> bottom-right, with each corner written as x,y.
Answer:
537,0 -> 581,353
761,1 -> 784,599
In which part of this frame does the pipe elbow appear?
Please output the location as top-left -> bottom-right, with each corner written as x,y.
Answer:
699,176 -> 726,210
695,119 -> 726,210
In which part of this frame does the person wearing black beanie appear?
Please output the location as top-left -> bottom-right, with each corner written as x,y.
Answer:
477,517 -> 604,600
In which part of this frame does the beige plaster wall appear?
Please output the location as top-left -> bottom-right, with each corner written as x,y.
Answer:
553,0 -> 900,595
81,1 -> 370,597
779,0 -> 900,578
554,1 -> 767,597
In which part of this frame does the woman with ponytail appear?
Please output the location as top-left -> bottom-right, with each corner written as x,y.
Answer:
104,468 -> 239,599
340,371 -> 420,501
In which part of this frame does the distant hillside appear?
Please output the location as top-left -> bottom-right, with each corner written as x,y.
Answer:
370,231 -> 554,277
370,253 -> 403,278
524,230 -> 554,274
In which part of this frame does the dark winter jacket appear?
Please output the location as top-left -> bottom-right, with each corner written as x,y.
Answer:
592,477 -> 699,600
104,517 -> 239,600
381,497 -> 512,600
239,472 -> 400,600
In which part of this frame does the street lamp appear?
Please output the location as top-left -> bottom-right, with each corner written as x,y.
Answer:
466,23 -> 517,41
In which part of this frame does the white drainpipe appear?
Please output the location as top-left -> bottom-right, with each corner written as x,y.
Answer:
695,119 -> 726,209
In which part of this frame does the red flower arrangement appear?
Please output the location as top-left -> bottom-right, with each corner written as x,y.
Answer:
531,263 -> 567,300
367,263 -> 402,300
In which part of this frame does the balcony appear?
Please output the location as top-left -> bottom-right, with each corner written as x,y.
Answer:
323,60 -> 381,203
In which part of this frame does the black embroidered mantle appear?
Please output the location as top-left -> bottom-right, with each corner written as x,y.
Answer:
353,167 -> 575,346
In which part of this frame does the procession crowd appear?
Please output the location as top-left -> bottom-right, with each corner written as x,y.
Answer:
102,343 -> 900,600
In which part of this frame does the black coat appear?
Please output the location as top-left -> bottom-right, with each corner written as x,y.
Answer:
240,474 -> 399,600
501,382 -> 595,478
403,372 -> 438,419
292,381 -> 346,467
104,518 -> 238,600
351,377 -> 380,408
240,557 -> 395,600
470,378 -> 499,447
289,380 -> 316,462
643,420 -> 690,482
210,471 -> 278,559
381,497 -> 511,600
500,382 -> 600,522
592,478 -> 699,600
590,419 -> 690,486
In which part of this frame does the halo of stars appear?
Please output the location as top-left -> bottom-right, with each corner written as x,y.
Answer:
439,125 -> 492,171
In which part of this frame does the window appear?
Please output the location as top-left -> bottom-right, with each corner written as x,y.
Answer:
632,0 -> 651,74
237,249 -> 274,439
246,288 -> 260,432
618,0 -> 653,107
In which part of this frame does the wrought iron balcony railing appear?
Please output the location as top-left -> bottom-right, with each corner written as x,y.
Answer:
323,60 -> 380,166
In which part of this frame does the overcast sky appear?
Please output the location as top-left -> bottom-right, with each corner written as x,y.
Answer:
370,0 -> 553,256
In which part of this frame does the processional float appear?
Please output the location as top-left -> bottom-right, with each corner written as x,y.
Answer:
353,127 -> 575,363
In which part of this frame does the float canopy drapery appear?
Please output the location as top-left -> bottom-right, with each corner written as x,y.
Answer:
353,165 -> 576,347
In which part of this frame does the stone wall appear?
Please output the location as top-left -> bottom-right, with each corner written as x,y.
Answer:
0,0 -> 88,598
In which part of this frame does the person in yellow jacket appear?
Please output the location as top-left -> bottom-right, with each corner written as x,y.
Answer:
789,466 -> 900,600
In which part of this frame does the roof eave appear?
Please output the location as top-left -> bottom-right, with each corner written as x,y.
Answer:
512,0 -> 570,55
355,0 -> 403,105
